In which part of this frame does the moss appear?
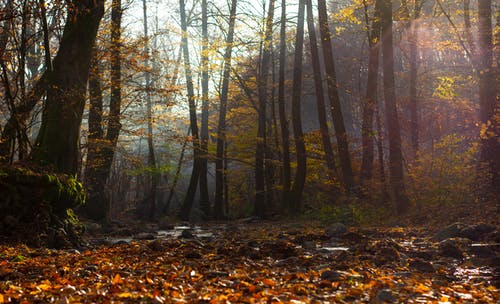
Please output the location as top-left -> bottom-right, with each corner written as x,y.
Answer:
0,165 -> 86,248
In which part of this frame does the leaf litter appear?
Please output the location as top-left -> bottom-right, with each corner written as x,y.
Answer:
0,222 -> 498,303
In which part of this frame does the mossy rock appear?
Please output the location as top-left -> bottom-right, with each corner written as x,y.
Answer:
0,165 -> 86,248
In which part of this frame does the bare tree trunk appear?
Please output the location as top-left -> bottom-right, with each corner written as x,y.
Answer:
477,0 -> 499,194
305,0 -> 336,178
198,0 -> 211,217
278,0 -> 291,211
178,0 -> 201,221
361,0 -> 381,183
317,0 -> 354,192
31,0 -> 104,175
380,0 -> 409,214
254,0 -> 274,217
214,0 -> 237,220
290,0 -> 306,213
142,0 -> 158,220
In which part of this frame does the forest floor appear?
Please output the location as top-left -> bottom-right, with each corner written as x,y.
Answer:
0,200 -> 498,303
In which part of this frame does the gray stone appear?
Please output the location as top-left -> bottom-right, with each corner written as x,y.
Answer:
326,223 -> 348,238
375,289 -> 396,303
433,223 -> 466,241
320,270 -> 343,281
438,239 -> 464,259
409,258 -> 435,273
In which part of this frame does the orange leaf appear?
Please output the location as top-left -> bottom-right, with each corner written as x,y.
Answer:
112,274 -> 123,285
262,278 -> 276,287
0,294 -> 4,303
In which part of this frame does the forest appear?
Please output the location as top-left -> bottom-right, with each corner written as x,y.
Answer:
0,0 -> 498,302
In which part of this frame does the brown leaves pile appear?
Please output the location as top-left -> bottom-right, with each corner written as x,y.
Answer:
0,224 -> 498,303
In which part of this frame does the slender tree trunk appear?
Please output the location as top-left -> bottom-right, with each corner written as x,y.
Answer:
84,0 -> 122,220
477,0 -> 499,194
317,0 -> 354,192
305,0 -> 336,178
290,0 -> 306,212
360,0 -> 381,183
214,0 -> 237,220
142,0 -> 158,220
178,0 -> 201,221
31,0 -> 104,175
198,0 -> 211,217
254,0 -> 274,217
380,0 -> 409,214
278,0 -> 291,211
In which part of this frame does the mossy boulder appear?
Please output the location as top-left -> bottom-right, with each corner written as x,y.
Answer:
0,165 -> 86,248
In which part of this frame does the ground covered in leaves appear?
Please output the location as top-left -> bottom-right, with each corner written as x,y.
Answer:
0,215 -> 498,303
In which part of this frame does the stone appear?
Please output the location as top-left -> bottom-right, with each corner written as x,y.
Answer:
180,230 -> 194,239
326,223 -> 348,238
432,223 -> 466,241
460,224 -> 496,241
302,241 -> 316,250
438,239 -> 464,259
375,289 -> 396,303
409,258 -> 435,273
320,270 -> 343,281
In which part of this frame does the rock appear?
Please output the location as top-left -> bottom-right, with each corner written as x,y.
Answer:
320,270 -> 343,281
326,223 -> 348,238
180,230 -> 194,239
134,233 -> 156,240
460,224 -> 496,241
302,241 -> 316,250
438,239 -> 464,259
432,223 -> 467,241
148,239 -> 165,251
409,258 -> 435,273
469,243 -> 497,258
341,231 -> 365,242
374,289 -> 396,303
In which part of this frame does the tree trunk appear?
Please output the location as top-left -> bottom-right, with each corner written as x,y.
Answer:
317,0 -> 354,192
305,0 -> 337,179
380,0 -> 409,214
277,0 -> 291,211
143,0 -> 158,220
214,0 -> 237,220
477,0 -> 499,194
198,0 -> 211,217
254,0 -> 274,217
360,0 -> 381,183
31,0 -> 105,175
84,0 -> 122,220
290,0 -> 306,212
178,0 -> 201,221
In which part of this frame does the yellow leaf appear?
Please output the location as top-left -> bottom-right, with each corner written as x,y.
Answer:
118,292 -> 133,298
37,283 -> 51,291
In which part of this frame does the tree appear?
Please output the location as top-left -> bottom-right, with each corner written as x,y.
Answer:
277,0 -> 291,211
317,0 -> 354,192
178,0 -> 201,221
31,0 -> 105,174
290,0 -> 306,212
198,0 -> 211,217
214,0 -> 238,219
380,0 -> 409,214
305,0 -> 336,179
477,0 -> 499,194
143,0 -> 159,220
84,0 -> 123,221
402,0 -> 424,158
360,0 -> 381,183
254,0 -> 275,217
